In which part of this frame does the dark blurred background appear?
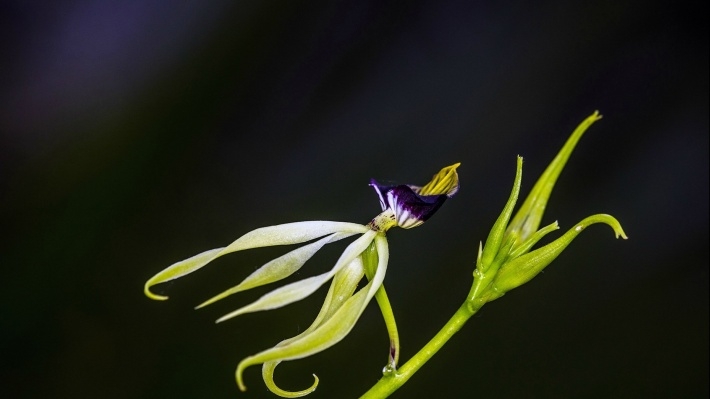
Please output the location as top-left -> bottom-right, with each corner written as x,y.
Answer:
1,1 -> 707,398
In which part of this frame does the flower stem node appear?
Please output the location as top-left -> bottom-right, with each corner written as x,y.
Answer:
143,164 -> 460,397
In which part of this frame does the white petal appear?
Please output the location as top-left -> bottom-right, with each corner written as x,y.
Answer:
195,232 -> 355,309
144,221 -> 367,300
365,235 -> 389,302
236,235 -> 390,392
260,258 -> 366,396
222,221 -> 368,253
238,281 -> 371,391
144,248 -> 224,300
216,230 -> 377,323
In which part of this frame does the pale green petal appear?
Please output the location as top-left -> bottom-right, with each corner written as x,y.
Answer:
261,258 -> 366,397
308,257 -> 368,326
144,248 -> 224,301
237,235 -> 389,396
237,283 -> 371,392
144,221 -> 368,300
215,230 -> 377,323
215,273 -> 337,323
195,232 -> 355,309
222,221 -> 369,252
237,236 -> 388,393
368,235 -> 390,302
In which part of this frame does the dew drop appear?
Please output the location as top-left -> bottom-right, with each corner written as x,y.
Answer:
382,364 -> 396,376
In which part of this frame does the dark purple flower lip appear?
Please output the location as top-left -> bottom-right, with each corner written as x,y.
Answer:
369,163 -> 460,229
370,181 -> 450,228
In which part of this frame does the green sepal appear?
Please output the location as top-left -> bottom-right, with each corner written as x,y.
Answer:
491,214 -> 627,296
507,221 -> 560,259
506,111 -> 602,247
480,156 -> 523,271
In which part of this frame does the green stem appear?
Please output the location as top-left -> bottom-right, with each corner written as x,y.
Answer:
363,238 -> 401,369
359,300 -> 482,398
373,285 -> 400,368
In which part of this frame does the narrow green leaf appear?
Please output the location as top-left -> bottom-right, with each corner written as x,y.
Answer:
480,156 -> 523,271
506,112 -> 602,244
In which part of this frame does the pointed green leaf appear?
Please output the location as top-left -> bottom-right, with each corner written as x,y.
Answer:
507,221 -> 560,259
506,112 -> 602,244
480,156 -> 523,271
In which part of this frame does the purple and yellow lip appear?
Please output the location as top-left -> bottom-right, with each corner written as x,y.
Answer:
370,163 -> 460,229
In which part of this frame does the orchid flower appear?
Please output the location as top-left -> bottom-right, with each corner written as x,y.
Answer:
144,163 -> 460,397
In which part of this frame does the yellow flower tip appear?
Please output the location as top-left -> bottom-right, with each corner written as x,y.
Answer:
418,162 -> 461,196
143,283 -> 168,301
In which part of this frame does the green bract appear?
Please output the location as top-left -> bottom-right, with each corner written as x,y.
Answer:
469,111 -> 627,308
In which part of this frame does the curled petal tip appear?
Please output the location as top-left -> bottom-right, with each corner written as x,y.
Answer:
594,214 -> 627,240
265,374 -> 319,398
239,359 -> 319,397
236,363 -> 248,392
144,284 -> 168,301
